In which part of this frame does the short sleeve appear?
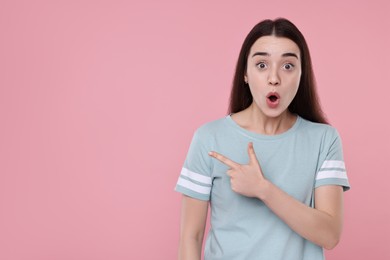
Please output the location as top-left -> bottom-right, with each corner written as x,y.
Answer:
175,128 -> 213,201
315,128 -> 350,191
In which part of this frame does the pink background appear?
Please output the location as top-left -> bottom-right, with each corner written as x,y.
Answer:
0,0 -> 389,259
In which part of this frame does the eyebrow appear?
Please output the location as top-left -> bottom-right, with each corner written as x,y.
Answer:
251,52 -> 299,59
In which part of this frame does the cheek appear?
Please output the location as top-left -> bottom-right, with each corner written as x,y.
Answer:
289,74 -> 301,90
247,86 -> 263,103
284,75 -> 301,100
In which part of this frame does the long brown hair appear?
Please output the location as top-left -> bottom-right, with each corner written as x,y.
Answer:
228,18 -> 328,124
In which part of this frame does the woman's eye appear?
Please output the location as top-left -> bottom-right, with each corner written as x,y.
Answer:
283,63 -> 294,70
257,62 -> 267,69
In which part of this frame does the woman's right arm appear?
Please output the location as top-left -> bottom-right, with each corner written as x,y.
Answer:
178,195 -> 209,260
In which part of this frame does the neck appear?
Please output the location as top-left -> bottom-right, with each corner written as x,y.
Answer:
233,104 -> 297,135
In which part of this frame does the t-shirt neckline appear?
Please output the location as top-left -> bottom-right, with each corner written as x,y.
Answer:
225,114 -> 302,140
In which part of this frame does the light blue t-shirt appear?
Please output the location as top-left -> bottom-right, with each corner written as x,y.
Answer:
175,115 -> 350,260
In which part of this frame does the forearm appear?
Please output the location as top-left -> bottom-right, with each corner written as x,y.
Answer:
178,236 -> 203,260
178,195 -> 208,260
209,143 -> 345,250
258,181 -> 343,250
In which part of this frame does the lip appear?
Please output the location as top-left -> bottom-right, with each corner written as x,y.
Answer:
266,92 -> 280,108
266,92 -> 280,99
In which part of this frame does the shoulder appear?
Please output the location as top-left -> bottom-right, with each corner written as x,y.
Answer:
194,116 -> 228,138
298,117 -> 340,139
187,116 -> 229,150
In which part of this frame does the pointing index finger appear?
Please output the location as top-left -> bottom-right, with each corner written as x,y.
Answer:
208,151 -> 240,169
247,142 -> 260,166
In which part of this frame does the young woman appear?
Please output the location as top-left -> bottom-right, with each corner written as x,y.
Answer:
175,18 -> 350,260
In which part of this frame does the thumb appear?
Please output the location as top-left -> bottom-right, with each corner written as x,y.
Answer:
247,142 -> 260,166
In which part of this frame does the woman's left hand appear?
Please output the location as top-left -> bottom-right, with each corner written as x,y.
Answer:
210,143 -> 344,249
208,142 -> 267,198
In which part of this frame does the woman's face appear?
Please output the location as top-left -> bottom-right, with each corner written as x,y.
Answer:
245,35 -> 302,118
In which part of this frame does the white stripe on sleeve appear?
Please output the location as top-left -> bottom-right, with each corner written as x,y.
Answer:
177,177 -> 211,195
181,168 -> 212,185
321,160 -> 345,169
316,170 -> 348,180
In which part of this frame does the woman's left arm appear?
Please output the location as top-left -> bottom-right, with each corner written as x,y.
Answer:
259,181 -> 343,250
209,142 -> 344,250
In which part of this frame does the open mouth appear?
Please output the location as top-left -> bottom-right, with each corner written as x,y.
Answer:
266,92 -> 280,108
266,92 -> 280,103
268,95 -> 278,102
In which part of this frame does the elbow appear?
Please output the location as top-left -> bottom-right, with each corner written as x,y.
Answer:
320,219 -> 343,250
179,231 -> 204,247
322,234 -> 341,250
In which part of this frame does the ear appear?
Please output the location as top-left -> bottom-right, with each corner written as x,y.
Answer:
244,74 -> 248,83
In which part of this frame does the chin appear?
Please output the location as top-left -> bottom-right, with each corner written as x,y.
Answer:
263,109 -> 287,118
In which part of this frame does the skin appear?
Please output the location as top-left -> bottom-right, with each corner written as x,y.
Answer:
178,36 -> 344,259
240,35 -> 302,134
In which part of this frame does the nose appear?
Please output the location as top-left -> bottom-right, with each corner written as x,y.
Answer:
268,67 -> 280,86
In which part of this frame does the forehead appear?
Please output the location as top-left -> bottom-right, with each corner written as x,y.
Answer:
249,36 -> 300,57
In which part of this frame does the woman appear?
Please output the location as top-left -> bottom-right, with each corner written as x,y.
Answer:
175,18 -> 350,260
